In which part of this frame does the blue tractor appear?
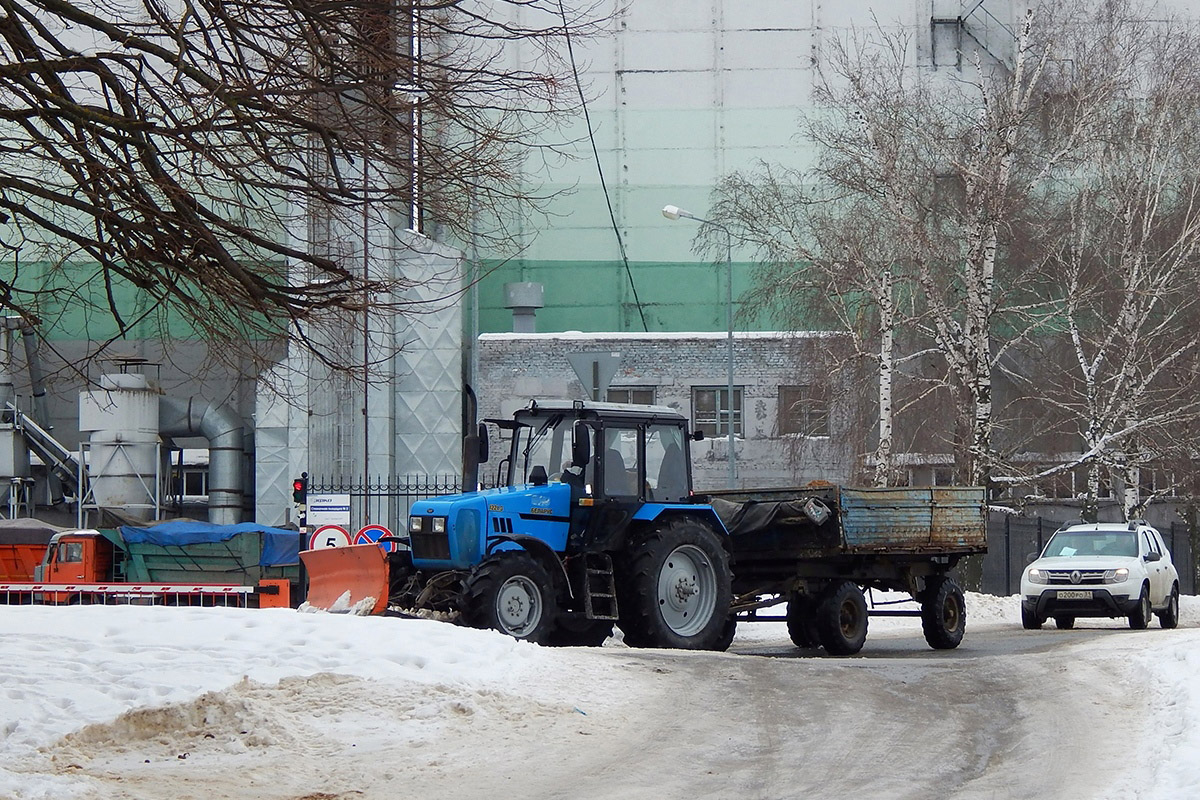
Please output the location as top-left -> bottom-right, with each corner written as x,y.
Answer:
302,400 -> 735,650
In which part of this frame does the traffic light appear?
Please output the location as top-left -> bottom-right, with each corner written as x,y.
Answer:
292,473 -> 308,505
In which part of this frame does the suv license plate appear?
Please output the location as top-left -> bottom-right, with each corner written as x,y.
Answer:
1057,590 -> 1092,600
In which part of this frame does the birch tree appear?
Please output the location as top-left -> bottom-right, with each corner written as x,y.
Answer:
996,5 -> 1200,518
712,14 -> 1068,487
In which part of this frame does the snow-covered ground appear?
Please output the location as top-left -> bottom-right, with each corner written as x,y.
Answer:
2,594 -> 1198,799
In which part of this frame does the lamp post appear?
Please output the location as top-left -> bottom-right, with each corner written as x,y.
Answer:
662,204 -> 736,488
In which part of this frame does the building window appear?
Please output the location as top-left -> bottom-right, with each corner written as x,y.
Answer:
778,385 -> 830,437
607,387 -> 656,405
692,386 -> 743,438
172,468 -> 208,498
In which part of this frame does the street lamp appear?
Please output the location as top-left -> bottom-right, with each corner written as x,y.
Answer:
662,204 -> 736,488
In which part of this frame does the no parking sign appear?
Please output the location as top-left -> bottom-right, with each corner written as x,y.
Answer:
354,524 -> 397,552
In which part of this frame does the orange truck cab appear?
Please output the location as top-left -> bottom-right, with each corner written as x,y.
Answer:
31,530 -> 117,603
36,530 -> 116,585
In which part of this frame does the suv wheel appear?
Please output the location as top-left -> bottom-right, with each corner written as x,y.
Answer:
1021,606 -> 1044,630
1128,586 -> 1152,630
1158,585 -> 1180,630
1054,616 -> 1075,630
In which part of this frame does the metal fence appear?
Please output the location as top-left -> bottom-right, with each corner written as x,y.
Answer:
306,475 -> 466,535
980,516 -> 1196,596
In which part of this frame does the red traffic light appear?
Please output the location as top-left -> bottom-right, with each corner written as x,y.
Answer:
292,475 -> 308,504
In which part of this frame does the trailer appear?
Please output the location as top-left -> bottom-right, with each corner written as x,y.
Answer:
710,485 -> 987,654
0,520 -> 303,607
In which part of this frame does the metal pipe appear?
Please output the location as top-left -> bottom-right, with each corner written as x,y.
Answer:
19,324 -> 49,428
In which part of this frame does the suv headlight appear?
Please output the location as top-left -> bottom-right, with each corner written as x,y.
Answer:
1103,568 -> 1129,584
1027,568 -> 1050,585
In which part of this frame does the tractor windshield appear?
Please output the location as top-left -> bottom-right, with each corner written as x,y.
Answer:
513,414 -> 568,485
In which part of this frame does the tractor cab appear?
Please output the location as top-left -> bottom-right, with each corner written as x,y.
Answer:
497,399 -> 695,505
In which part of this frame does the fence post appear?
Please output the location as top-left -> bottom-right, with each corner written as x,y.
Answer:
1004,515 -> 1011,595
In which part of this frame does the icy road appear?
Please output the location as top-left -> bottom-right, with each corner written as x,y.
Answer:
1,594 -> 1196,799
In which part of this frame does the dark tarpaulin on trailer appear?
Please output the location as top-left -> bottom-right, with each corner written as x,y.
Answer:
117,521 -> 302,567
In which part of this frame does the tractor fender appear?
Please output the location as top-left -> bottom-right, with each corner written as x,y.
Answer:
485,533 -> 573,599
631,504 -> 731,540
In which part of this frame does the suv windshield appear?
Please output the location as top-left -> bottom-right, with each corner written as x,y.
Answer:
1043,530 -> 1137,558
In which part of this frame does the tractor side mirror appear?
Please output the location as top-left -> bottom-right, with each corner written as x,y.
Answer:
573,422 -> 591,467
477,422 -> 489,463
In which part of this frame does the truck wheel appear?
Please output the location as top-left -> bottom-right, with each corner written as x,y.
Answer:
1129,585 -> 1152,630
461,552 -> 557,644
546,617 -> 613,647
921,576 -> 966,650
786,593 -> 820,648
616,517 -> 732,651
815,581 -> 868,656
1021,606 -> 1044,630
1158,585 -> 1180,629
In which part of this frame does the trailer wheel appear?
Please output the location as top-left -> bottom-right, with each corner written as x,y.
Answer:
461,552 -> 557,644
921,576 -> 966,650
786,593 -> 820,649
815,581 -> 868,656
616,517 -> 732,650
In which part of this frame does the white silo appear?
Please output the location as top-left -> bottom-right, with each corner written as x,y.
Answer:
79,373 -> 161,520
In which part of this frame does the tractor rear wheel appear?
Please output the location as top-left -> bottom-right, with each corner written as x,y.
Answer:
461,552 -> 557,644
616,517 -> 732,650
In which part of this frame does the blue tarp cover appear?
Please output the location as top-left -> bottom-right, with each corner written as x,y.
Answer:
118,521 -> 301,567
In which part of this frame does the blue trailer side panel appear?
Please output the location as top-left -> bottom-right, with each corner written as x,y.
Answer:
838,488 -> 987,552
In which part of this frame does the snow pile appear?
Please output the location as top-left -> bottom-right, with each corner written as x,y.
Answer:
1,594 -> 1198,799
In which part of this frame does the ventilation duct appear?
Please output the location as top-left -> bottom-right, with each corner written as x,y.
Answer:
159,396 -> 244,525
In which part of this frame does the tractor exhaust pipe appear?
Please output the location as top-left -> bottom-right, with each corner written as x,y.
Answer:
462,384 -> 480,493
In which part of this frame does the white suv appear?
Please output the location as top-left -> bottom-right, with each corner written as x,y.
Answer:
1020,522 -> 1180,630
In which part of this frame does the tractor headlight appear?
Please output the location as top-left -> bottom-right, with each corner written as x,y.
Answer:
431,517 -> 447,533
409,516 -> 422,533
1027,568 -> 1050,585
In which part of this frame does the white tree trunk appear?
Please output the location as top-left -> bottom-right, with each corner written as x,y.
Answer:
872,266 -> 895,487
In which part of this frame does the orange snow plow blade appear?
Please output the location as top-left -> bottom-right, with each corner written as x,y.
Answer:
300,544 -> 390,615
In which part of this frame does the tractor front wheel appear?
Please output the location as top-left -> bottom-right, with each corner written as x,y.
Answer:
461,552 -> 557,644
